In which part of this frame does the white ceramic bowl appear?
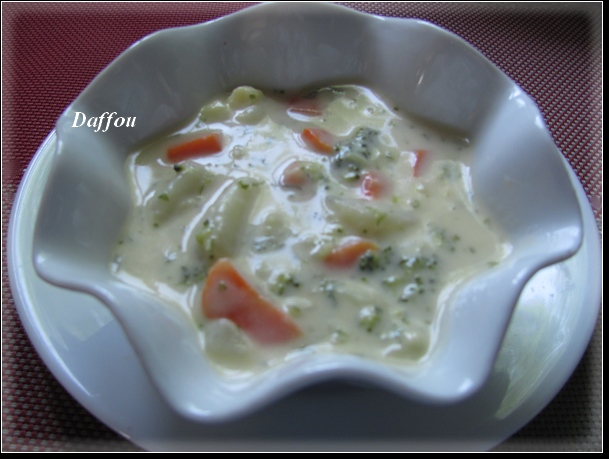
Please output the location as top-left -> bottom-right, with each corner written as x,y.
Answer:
32,3 -> 583,422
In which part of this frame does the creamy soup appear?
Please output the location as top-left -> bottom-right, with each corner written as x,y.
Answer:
111,85 -> 507,375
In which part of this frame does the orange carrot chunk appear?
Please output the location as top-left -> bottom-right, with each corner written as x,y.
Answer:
301,128 -> 335,155
202,259 -> 301,344
413,149 -> 430,177
167,133 -> 223,163
280,162 -> 309,188
360,171 -> 388,200
288,97 -> 324,116
324,238 -> 379,269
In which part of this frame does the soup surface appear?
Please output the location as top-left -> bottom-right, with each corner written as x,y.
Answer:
112,85 -> 507,375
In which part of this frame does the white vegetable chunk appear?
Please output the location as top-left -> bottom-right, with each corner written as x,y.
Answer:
196,178 -> 262,259
227,86 -> 264,109
150,164 -> 216,225
199,100 -> 231,123
235,105 -> 266,125
205,318 -> 253,361
326,196 -> 418,237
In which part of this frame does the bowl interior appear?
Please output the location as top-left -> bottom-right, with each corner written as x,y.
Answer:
32,3 -> 583,421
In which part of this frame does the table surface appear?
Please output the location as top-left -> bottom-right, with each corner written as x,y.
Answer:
2,2 -> 602,452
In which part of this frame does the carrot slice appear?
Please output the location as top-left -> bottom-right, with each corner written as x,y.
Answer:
413,149 -> 430,177
202,259 -> 301,344
288,97 -> 323,116
324,238 -> 379,269
279,162 -> 309,188
360,171 -> 388,199
301,128 -> 335,155
167,133 -> 223,163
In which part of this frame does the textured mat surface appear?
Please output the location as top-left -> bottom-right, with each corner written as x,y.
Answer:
2,2 -> 601,452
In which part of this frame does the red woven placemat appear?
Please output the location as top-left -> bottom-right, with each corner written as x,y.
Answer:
2,2 -> 602,452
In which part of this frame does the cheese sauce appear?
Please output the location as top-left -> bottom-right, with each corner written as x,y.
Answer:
111,85 -> 507,375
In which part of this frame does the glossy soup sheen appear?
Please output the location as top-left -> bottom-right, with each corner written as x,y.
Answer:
111,85 -> 507,375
